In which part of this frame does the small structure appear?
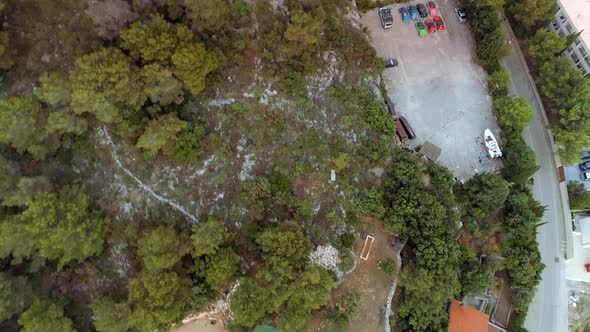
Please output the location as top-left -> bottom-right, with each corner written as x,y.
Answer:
359,235 -> 375,261
420,141 -> 442,161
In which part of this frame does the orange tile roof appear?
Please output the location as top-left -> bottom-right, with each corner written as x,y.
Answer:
449,300 -> 490,332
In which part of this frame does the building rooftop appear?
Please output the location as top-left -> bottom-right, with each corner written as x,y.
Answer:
449,300 -> 490,332
559,0 -> 590,46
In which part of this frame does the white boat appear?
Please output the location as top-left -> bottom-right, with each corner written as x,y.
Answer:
484,129 -> 502,158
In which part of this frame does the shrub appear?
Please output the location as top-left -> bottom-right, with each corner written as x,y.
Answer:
378,257 -> 397,276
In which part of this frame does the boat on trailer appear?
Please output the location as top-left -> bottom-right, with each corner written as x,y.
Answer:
484,129 -> 502,158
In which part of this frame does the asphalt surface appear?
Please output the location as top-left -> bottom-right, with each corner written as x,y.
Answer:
500,23 -> 568,332
363,0 -> 501,179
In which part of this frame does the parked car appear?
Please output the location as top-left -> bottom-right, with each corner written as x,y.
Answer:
582,154 -> 590,161
415,21 -> 427,37
416,3 -> 428,18
580,161 -> 590,171
425,19 -> 436,34
408,5 -> 419,20
434,15 -> 445,31
427,1 -> 437,16
581,172 -> 590,181
384,58 -> 399,68
455,8 -> 467,23
379,7 -> 393,29
399,7 -> 410,22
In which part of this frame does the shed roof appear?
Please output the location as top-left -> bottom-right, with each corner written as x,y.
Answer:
449,300 -> 489,332
421,141 -> 441,161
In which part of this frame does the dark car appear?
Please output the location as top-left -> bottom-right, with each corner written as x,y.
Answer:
580,161 -> 590,171
416,3 -> 428,18
434,15 -> 445,31
425,19 -> 436,34
399,7 -> 410,22
384,58 -> 398,68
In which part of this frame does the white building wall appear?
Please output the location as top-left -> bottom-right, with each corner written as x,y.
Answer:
547,4 -> 590,76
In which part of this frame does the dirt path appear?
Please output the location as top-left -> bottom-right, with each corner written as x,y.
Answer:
384,239 -> 405,332
331,219 -> 397,332
98,127 -> 199,222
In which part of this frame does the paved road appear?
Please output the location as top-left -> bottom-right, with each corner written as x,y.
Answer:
501,26 -> 568,332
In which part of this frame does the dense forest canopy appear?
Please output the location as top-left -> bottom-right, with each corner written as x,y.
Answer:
0,0 -> 548,331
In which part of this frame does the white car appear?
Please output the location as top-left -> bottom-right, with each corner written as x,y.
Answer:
455,8 -> 466,23
581,172 -> 590,181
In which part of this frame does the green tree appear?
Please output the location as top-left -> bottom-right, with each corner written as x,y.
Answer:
378,257 -> 397,276
138,225 -> 190,271
128,270 -> 192,331
0,96 -> 49,158
354,187 -> 386,219
91,297 -> 131,332
0,272 -> 33,321
70,48 -> 146,123
202,247 -> 239,289
0,155 -> 18,200
496,96 -> 533,131
46,108 -> 88,135
171,43 -> 217,94
141,63 -> 184,105
528,29 -> 566,64
488,69 -> 511,97
395,265 -> 458,331
34,72 -> 72,106
0,186 -> 109,268
508,0 -> 558,32
2,176 -> 53,207
282,9 -> 324,59
183,0 -> 230,32
136,113 -> 187,159
564,30 -> 583,51
461,172 -> 510,215
475,26 -> 507,72
503,134 -> 540,185
256,221 -> 312,269
120,14 -> 193,63
0,31 -> 14,70
459,260 -> 494,296
568,181 -> 590,209
230,277 -> 270,327
173,122 -> 206,162
191,216 -> 230,256
18,299 -> 74,332
553,102 -> 590,164
540,56 -> 588,109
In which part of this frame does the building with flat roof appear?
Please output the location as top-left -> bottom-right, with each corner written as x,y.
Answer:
547,0 -> 590,75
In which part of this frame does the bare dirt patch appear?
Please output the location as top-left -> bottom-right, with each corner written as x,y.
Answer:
330,218 -> 396,332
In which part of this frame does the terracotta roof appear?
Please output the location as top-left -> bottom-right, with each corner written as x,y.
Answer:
449,300 -> 490,332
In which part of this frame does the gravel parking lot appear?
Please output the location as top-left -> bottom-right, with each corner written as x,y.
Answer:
361,1 -> 501,179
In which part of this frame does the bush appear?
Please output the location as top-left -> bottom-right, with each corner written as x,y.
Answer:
568,181 -> 590,210
354,187 -> 386,219
338,250 -> 355,272
488,69 -> 511,97
378,257 -> 397,276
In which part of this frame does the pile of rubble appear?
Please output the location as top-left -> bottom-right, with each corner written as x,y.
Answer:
309,245 -> 341,271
